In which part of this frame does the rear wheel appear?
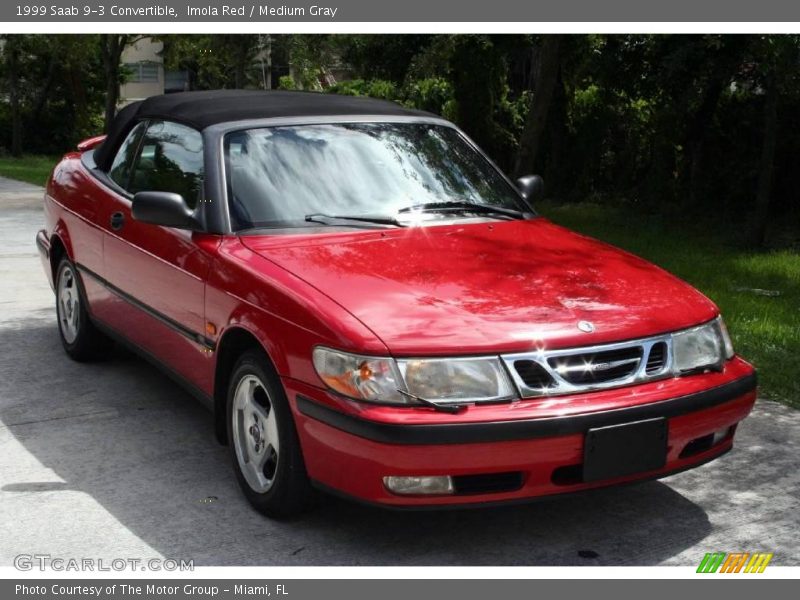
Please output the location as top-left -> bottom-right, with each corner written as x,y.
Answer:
227,350 -> 314,518
55,257 -> 111,361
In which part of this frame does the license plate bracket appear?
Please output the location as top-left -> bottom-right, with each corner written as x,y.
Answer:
583,417 -> 668,482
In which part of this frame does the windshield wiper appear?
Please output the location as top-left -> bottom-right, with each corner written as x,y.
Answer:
396,389 -> 465,414
305,213 -> 405,227
397,200 -> 525,219
397,201 -> 527,220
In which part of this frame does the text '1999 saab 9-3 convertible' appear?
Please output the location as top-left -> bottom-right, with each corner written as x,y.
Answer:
36,90 -> 757,517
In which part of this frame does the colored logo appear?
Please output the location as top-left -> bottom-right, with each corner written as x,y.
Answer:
697,552 -> 773,573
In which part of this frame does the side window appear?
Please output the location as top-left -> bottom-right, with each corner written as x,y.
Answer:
129,120 -> 204,209
108,122 -> 146,189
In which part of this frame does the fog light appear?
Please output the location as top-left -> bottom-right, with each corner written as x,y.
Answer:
383,475 -> 454,495
712,427 -> 732,445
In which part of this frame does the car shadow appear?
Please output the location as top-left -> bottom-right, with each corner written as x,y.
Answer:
0,323 -> 713,566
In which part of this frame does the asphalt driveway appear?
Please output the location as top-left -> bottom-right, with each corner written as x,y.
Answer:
0,176 -> 798,566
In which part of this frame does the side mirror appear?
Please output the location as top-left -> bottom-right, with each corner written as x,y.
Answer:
131,191 -> 201,230
516,174 -> 544,203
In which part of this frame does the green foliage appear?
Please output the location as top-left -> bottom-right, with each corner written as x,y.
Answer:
2,33 -> 799,247
448,35 -> 521,168
403,77 -> 456,119
326,77 -> 460,122
327,79 -> 398,100
0,34 -> 107,154
282,35 -> 335,90
278,75 -> 298,90
331,34 -> 435,82
159,34 -> 267,90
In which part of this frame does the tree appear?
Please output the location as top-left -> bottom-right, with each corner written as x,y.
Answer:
752,69 -> 779,247
0,35 -> 107,154
746,36 -> 799,247
1,35 -> 26,156
447,35 -> 523,169
514,35 -> 563,176
216,35 -> 261,88
1,33 -> 798,246
677,36 -> 750,209
333,34 -> 434,82
282,35 -> 336,89
259,34 -> 273,90
100,34 -> 145,130
159,34 -> 262,90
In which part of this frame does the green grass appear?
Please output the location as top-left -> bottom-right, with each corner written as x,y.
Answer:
0,155 -> 59,187
540,202 -> 800,407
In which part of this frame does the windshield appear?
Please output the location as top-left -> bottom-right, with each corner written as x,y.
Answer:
224,122 -> 530,231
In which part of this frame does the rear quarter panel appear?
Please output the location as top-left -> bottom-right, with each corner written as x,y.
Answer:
45,155 -> 107,305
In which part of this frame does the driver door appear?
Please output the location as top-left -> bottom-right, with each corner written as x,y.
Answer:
95,119 -> 215,394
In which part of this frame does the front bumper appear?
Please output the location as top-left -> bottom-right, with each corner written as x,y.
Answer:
287,357 -> 757,507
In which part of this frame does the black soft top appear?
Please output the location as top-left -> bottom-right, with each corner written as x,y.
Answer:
94,89 -> 434,171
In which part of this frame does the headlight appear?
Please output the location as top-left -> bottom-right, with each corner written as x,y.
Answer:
397,357 -> 515,403
672,317 -> 733,373
312,348 -> 515,405
312,347 -> 406,404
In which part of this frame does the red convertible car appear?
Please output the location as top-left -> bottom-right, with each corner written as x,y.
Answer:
36,90 -> 757,517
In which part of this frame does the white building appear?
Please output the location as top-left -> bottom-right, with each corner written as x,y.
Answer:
119,38 -> 188,104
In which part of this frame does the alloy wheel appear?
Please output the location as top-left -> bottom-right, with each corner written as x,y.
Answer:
57,264 -> 80,344
231,374 -> 281,493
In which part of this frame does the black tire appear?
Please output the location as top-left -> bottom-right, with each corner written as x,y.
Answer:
54,257 -> 112,362
226,349 -> 315,518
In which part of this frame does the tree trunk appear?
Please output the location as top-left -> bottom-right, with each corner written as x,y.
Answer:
683,39 -> 747,211
32,54 -> 56,122
6,37 -> 23,157
684,75 -> 726,210
751,72 -> 778,248
101,34 -> 126,131
514,35 -> 562,177
265,34 -> 272,90
234,49 -> 246,88
233,36 -> 255,89
67,65 -> 90,138
543,68 -> 568,196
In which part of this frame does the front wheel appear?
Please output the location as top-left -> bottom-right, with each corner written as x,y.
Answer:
227,350 -> 315,518
55,257 -> 111,361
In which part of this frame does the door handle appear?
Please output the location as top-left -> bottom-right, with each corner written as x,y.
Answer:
110,212 -> 125,230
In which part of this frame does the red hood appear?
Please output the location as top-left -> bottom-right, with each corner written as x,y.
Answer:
241,218 -> 718,355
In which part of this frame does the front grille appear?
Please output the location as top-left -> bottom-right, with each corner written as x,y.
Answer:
547,347 -> 642,385
502,332 -> 675,398
513,360 -> 556,389
645,342 -> 668,374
